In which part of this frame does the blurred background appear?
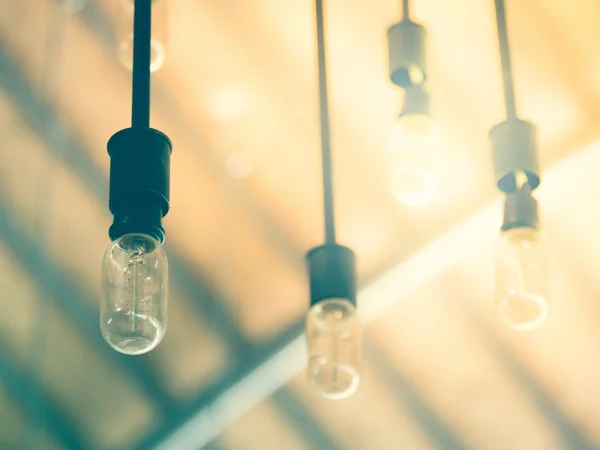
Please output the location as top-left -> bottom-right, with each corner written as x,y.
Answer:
0,0 -> 599,449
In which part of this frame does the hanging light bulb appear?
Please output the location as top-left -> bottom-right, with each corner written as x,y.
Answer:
489,0 -> 548,330
101,233 -> 167,354
306,298 -> 362,399
306,0 -> 361,400
494,172 -> 548,331
306,246 -> 362,400
103,0 -> 172,355
388,87 -> 439,207
117,0 -> 167,73
387,2 -> 439,207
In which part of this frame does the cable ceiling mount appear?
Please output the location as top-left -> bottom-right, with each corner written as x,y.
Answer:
304,0 -> 362,401
489,0 -> 549,331
100,0 -> 172,356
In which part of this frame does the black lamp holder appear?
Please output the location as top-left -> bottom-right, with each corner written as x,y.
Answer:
107,0 -> 172,244
307,244 -> 357,307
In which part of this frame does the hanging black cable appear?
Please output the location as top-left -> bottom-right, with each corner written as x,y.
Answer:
402,0 -> 410,21
315,0 -> 336,244
494,0 -> 517,119
306,0 -> 356,309
132,0 -> 151,128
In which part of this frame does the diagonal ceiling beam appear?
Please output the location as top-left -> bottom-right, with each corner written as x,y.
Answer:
0,198 -> 173,413
136,138 -> 600,450
0,339 -> 88,450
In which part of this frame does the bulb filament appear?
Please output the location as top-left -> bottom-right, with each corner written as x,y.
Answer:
128,248 -> 144,333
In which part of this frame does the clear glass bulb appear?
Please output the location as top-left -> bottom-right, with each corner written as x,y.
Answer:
117,0 -> 167,73
388,113 -> 440,207
306,298 -> 362,400
495,226 -> 549,331
101,233 -> 168,355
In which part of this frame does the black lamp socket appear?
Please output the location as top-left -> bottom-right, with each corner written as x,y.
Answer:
107,127 -> 172,243
306,244 -> 357,307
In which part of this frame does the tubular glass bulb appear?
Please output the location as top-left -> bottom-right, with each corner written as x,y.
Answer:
495,226 -> 548,331
117,0 -> 167,73
101,233 -> 168,355
388,113 -> 440,207
306,298 -> 362,400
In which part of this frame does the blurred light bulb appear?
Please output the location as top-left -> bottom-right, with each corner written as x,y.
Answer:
306,298 -> 362,400
388,113 -> 440,207
101,233 -> 168,355
495,226 -> 549,331
117,0 -> 167,73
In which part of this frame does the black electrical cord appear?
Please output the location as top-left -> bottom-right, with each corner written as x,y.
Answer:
402,0 -> 410,20
315,0 -> 337,244
131,0 -> 152,128
494,0 -> 518,119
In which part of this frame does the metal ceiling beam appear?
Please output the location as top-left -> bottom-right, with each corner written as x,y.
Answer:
0,198 -> 173,413
367,340 -> 467,450
0,339 -> 88,450
0,41 -> 245,354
